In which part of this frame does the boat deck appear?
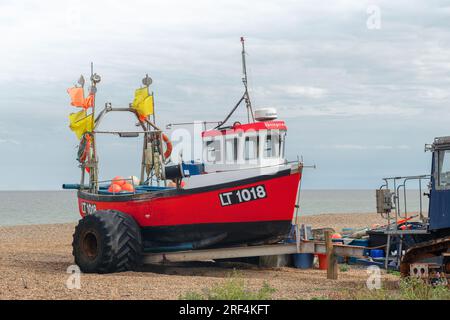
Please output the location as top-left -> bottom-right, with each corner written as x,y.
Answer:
97,184 -> 174,195
62,183 -> 174,195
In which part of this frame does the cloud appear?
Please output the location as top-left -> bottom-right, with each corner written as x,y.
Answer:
255,85 -> 328,99
420,87 -> 450,100
320,144 -> 410,150
0,0 -> 449,189
0,138 -> 20,145
277,104 -> 423,118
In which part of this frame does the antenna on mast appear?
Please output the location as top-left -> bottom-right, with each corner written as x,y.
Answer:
214,37 -> 256,129
241,37 -> 255,123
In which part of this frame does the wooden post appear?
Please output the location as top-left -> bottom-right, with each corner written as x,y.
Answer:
325,230 -> 338,280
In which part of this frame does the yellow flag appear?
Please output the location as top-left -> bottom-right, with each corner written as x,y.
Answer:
132,87 -> 154,120
69,110 -> 93,139
132,87 -> 148,107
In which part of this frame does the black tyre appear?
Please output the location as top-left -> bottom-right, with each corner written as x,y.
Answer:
72,210 -> 142,273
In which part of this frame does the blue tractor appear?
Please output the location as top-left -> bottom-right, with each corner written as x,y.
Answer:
375,136 -> 450,277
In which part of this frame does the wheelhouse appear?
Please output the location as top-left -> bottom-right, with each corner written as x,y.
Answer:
201,120 -> 287,172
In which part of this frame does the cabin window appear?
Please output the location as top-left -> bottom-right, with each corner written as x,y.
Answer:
244,136 -> 259,160
225,137 -> 238,163
438,150 -> 450,188
264,135 -> 272,158
206,139 -> 221,163
264,134 -> 281,158
280,133 -> 286,158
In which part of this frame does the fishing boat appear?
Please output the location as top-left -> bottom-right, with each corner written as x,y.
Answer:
63,38 -> 303,272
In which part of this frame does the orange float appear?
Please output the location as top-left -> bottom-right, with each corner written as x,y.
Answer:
112,176 -> 126,186
108,184 -> 122,193
122,183 -> 135,192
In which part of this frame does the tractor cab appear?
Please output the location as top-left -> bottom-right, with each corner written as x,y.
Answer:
374,136 -> 450,272
427,136 -> 450,230
375,136 -> 450,231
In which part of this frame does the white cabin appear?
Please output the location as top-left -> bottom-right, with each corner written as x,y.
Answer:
201,120 -> 288,173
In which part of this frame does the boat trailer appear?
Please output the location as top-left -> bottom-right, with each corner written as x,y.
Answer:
143,231 -> 367,280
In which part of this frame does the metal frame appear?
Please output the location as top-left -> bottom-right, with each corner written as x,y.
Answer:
379,175 -> 430,226
143,241 -> 366,264
81,102 -> 166,193
378,175 -> 431,269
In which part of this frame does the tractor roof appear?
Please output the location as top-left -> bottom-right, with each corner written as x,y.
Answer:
433,136 -> 450,150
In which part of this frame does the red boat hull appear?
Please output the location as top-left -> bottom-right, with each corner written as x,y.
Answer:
77,167 -> 301,247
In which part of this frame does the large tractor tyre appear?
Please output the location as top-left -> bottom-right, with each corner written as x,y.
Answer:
72,210 -> 142,273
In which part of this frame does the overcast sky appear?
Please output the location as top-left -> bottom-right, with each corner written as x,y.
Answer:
1,0 -> 450,190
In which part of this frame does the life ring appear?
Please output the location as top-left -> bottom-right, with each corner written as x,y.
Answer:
78,133 -> 92,163
162,133 -> 172,159
78,133 -> 92,173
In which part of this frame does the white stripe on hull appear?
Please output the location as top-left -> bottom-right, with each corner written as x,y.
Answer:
183,163 -> 294,189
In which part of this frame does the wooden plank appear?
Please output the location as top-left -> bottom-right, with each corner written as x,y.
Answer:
144,243 -> 301,264
333,244 -> 366,258
142,241 -> 366,265
325,230 -> 338,280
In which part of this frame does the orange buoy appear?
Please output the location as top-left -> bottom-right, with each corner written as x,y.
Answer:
122,183 -> 135,192
331,233 -> 342,239
108,184 -> 122,193
112,176 -> 126,186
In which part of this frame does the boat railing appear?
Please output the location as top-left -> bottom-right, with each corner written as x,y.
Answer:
377,174 -> 431,229
376,175 -> 431,270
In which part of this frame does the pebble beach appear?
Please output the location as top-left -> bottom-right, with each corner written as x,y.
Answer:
0,213 -> 398,300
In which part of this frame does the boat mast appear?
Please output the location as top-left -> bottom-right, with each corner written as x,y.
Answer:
214,37 -> 255,129
241,37 -> 255,123
89,62 -> 101,193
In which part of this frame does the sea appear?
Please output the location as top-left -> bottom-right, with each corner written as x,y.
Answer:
0,190 -> 429,227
